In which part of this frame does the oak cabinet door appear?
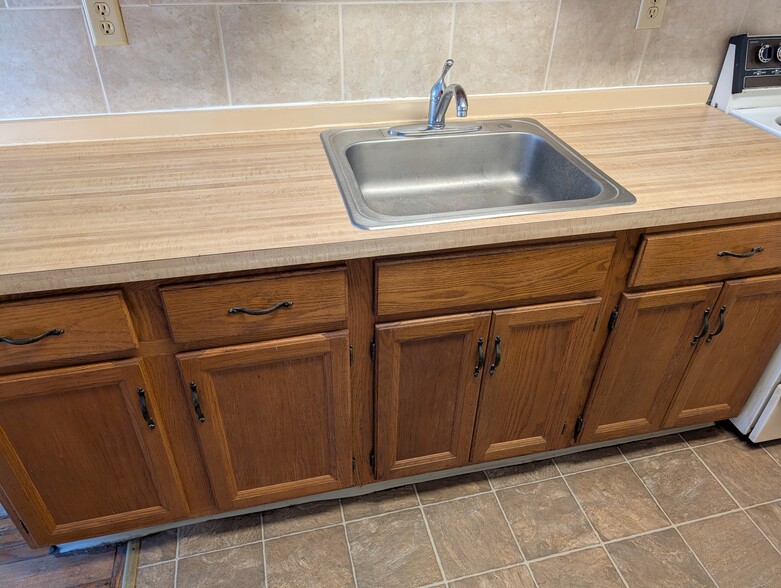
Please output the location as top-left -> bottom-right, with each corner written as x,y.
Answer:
375,313 -> 491,480
471,299 -> 601,463
664,274 -> 781,427
176,332 -> 351,511
0,360 -> 186,546
579,284 -> 722,443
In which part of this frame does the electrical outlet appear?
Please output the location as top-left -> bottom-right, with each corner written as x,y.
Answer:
636,0 -> 667,30
83,0 -> 127,46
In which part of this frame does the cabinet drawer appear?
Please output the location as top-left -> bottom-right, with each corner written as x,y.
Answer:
375,239 -> 615,318
161,268 -> 348,344
629,220 -> 781,288
0,291 -> 137,372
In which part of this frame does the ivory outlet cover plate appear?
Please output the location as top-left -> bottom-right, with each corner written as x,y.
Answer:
83,0 -> 128,46
636,0 -> 667,30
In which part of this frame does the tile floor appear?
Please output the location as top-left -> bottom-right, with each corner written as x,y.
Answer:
135,424 -> 781,588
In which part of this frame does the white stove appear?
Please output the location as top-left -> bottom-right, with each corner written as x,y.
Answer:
711,34 -> 781,138
712,34 -> 781,442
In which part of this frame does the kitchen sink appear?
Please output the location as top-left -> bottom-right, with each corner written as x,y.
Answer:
321,119 -> 636,230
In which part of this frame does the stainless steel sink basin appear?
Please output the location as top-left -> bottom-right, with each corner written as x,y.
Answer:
321,119 -> 635,230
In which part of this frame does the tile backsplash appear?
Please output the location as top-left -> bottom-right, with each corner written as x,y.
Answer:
0,0 -> 775,121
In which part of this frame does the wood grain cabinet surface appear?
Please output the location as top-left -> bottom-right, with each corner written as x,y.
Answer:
0,359 -> 186,546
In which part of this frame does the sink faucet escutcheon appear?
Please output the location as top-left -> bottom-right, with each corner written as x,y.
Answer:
389,59 -> 482,137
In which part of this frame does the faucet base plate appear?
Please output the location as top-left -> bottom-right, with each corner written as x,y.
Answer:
387,122 -> 483,137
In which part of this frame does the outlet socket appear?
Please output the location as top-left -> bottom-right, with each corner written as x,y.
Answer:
83,0 -> 127,46
636,0 -> 667,30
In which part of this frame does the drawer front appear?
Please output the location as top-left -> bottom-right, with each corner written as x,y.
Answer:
629,220 -> 781,289
375,239 -> 616,318
0,291 -> 137,371
161,268 -> 348,344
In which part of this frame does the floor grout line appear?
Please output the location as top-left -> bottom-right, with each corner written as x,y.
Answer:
173,525 -> 180,588
339,500 -> 359,588
760,443 -> 781,469
553,460 -> 630,588
261,512 -> 268,588
414,484 -> 448,585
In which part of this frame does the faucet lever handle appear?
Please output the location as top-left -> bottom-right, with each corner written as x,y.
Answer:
440,59 -> 454,80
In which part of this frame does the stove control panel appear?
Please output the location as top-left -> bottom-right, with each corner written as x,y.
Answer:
731,34 -> 781,93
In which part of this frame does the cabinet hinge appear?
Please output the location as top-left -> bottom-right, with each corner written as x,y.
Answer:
349,345 -> 354,366
369,449 -> 375,472
18,518 -> 29,535
574,415 -> 584,438
592,314 -> 600,332
369,340 -> 376,361
352,457 -> 356,472
608,306 -> 620,332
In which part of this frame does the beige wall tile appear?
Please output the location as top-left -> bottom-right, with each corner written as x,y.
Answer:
0,9 -> 106,119
739,0 -> 781,36
95,6 -> 227,112
6,0 -> 78,6
547,0 -> 650,90
220,5 -> 341,105
342,3 -> 452,100
639,0 -> 747,85
452,1 -> 559,95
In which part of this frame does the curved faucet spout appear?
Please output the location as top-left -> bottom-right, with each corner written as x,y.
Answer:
431,84 -> 468,129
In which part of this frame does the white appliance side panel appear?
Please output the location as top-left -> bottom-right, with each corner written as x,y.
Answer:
749,385 -> 781,443
732,341 -> 781,434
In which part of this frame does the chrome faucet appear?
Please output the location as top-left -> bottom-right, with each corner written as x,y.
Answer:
389,59 -> 481,137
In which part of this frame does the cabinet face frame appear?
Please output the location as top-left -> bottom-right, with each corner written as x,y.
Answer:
579,284 -> 723,443
176,331 -> 352,511
663,273 -> 781,427
471,298 -> 602,463
0,359 -> 186,546
374,313 -> 491,480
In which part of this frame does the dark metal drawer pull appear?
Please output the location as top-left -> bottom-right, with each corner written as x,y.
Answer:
228,301 -> 293,316
137,388 -> 156,430
717,246 -> 764,258
0,328 -> 64,346
474,338 -> 485,377
691,307 -> 711,346
489,336 -> 502,375
706,306 -> 727,343
189,382 -> 206,423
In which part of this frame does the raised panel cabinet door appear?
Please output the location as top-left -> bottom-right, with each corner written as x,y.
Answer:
0,360 -> 186,546
579,284 -> 723,444
664,274 -> 781,427
176,331 -> 351,512
471,299 -> 602,463
375,313 -> 491,480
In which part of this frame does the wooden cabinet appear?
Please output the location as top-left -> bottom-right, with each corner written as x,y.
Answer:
471,299 -> 601,462
375,313 -> 490,479
176,332 -> 352,511
579,284 -> 722,443
0,360 -> 186,545
664,274 -> 781,427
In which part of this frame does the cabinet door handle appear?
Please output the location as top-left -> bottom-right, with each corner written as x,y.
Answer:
706,306 -> 727,343
228,301 -> 293,316
137,388 -> 156,430
0,328 -> 64,346
474,338 -> 485,377
489,336 -> 502,375
691,307 -> 711,346
189,382 -> 206,423
717,246 -> 764,258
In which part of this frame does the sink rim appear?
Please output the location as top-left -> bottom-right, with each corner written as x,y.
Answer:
321,118 -> 636,230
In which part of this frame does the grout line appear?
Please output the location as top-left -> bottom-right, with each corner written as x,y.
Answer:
414,484 -> 449,584
483,471 -> 538,588
215,6 -> 232,106
687,442 -> 781,559
674,528 -> 720,587
339,501 -> 359,588
338,4 -> 345,102
760,443 -> 781,469
173,525 -> 180,588
634,29 -> 653,86
261,512 -> 268,588
553,460 -> 630,588
79,2 -> 111,113
542,0 -> 562,91
448,1 -> 455,58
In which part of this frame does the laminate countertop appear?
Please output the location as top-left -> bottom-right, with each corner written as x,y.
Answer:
2,104 -> 781,296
